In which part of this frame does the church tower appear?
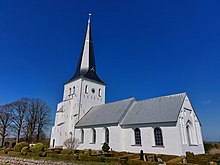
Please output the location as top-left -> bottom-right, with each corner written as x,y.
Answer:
50,15 -> 105,148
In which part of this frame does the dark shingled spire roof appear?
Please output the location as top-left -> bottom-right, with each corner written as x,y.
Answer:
66,15 -> 105,85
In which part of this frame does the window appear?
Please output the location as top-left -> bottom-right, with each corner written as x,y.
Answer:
154,127 -> 163,146
91,128 -> 96,143
81,129 -> 84,143
105,128 -> 109,144
134,128 -> 141,145
98,89 -> 101,97
69,88 -> 71,95
73,86 -> 75,94
52,139 -> 55,148
186,121 -> 193,145
85,85 -> 88,94
92,88 -> 95,93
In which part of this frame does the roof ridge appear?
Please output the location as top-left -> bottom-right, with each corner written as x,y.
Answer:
136,92 -> 186,103
118,98 -> 136,124
93,97 -> 136,108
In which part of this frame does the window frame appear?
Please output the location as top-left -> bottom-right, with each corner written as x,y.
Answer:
154,127 -> 164,146
98,88 -> 101,97
85,85 -> 88,94
73,86 -> 75,94
90,128 -> 96,144
134,128 -> 142,145
81,129 -> 84,143
105,128 -> 109,144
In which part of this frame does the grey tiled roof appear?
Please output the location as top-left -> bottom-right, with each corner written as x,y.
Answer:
75,93 -> 186,128
75,98 -> 135,128
120,93 -> 186,126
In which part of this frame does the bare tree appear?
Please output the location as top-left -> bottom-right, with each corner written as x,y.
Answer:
23,98 -> 51,144
35,99 -> 51,142
25,99 -> 38,144
11,98 -> 29,143
0,104 -> 13,146
63,137 -> 79,151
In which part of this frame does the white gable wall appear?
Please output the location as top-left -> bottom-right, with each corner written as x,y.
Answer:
177,95 -> 204,155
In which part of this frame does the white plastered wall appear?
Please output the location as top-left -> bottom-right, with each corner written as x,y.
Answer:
177,95 -> 205,155
75,125 -> 184,155
50,78 -> 105,148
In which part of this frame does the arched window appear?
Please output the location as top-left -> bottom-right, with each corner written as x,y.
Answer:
154,127 -> 163,146
81,129 -> 84,143
98,89 -> 101,97
85,85 -> 88,94
91,128 -> 96,143
105,128 -> 109,144
69,88 -> 71,95
134,128 -> 141,145
186,121 -> 193,145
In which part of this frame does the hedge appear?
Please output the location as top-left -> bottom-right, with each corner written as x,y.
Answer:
128,159 -> 158,165
119,159 -> 128,165
61,149 -> 73,155
58,154 -> 78,160
187,158 -> 209,165
166,157 -> 183,163
157,154 -> 179,162
105,157 -> 119,163
119,154 -> 139,160
47,153 -> 59,158
186,152 -> 210,165
167,163 -> 198,165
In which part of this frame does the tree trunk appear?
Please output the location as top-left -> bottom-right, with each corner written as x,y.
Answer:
16,130 -> 20,143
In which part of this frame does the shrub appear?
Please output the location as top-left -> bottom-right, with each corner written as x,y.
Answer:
14,142 -> 28,152
54,148 -> 63,154
102,142 -> 110,152
186,152 -> 195,159
88,149 -> 92,156
30,143 -> 44,153
21,146 -> 29,155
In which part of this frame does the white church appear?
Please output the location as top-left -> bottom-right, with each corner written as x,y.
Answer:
50,16 -> 205,156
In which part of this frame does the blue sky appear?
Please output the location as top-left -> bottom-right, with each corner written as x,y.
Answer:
0,0 -> 220,141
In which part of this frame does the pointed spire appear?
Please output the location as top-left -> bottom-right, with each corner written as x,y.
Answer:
66,14 -> 105,85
